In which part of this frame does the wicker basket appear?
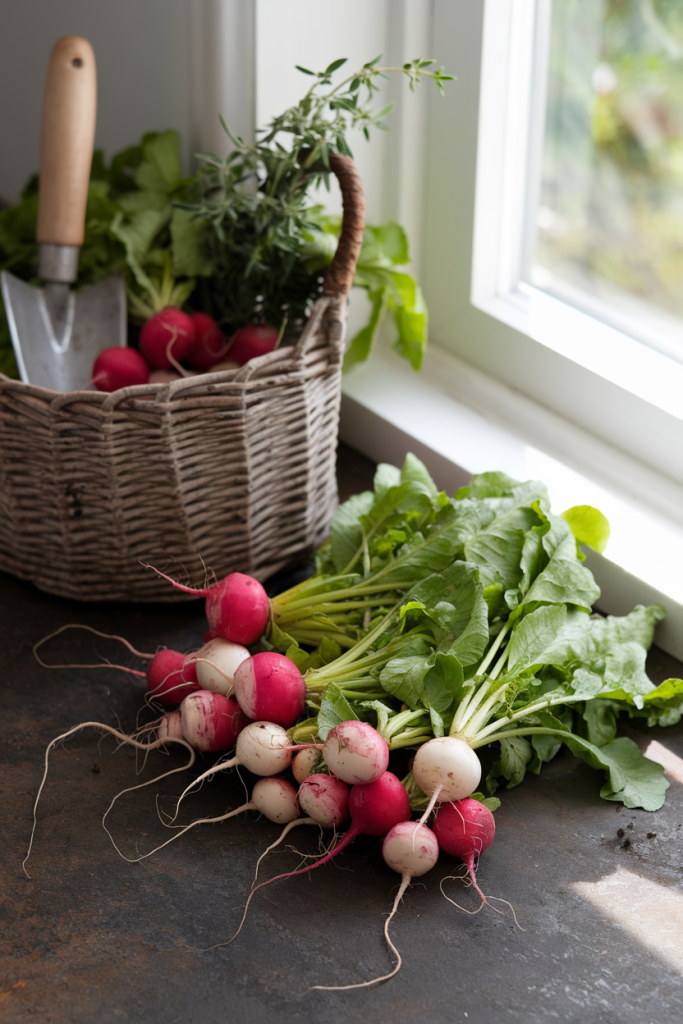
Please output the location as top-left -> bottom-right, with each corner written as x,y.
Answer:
0,154 -> 365,601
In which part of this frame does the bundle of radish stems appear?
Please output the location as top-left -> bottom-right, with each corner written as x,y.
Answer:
25,456 -> 677,990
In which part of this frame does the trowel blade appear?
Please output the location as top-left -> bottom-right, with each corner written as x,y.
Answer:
0,270 -> 126,392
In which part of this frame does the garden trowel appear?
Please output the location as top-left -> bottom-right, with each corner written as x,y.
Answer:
1,36 -> 126,392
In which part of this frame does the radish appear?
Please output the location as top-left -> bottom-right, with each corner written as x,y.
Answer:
139,308 -> 196,369
312,821 -> 439,992
228,323 -> 279,365
158,710 -> 184,742
240,771 -> 410,900
298,773 -> 349,829
226,772 -> 405,947
432,797 -> 495,905
322,720 -> 389,785
146,649 -> 199,705
189,637 -> 251,697
188,312 -> 230,370
145,568 -> 270,646
93,347 -> 149,391
232,652 -> 305,728
180,690 -> 249,753
411,737 -> 482,819
172,721 -> 294,813
226,772 -> 350,942
292,747 -> 322,784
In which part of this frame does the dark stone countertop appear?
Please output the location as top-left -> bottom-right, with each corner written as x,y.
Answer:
1,443 -> 683,1024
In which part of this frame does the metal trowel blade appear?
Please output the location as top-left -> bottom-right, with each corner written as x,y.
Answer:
1,270 -> 126,392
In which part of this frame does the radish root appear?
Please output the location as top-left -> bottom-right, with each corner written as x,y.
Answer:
23,723 -> 193,878
33,623 -> 155,671
308,873 -> 410,992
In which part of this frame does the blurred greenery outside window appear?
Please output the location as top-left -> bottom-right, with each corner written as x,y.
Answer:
531,0 -> 683,352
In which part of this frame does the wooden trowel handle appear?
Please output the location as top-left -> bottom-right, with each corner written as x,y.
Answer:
37,36 -> 97,248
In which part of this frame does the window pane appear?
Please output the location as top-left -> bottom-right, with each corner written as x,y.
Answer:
530,0 -> 683,353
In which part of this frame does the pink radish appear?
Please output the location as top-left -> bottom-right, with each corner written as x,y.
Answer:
432,797 -> 495,905
292,747 -> 322,784
180,690 -> 249,752
158,710 -> 184,742
188,312 -> 229,370
322,720 -> 389,784
146,649 -> 199,705
238,773 -> 350,922
228,323 -> 279,365
241,771 -> 410,897
225,772 -> 407,948
189,637 -> 251,697
139,308 -> 195,369
232,652 -> 305,728
145,568 -> 270,646
298,773 -> 349,829
93,347 -> 149,391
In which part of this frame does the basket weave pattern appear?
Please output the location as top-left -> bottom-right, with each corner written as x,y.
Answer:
0,155 -> 365,601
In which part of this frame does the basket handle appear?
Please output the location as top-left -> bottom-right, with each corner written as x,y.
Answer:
322,153 -> 366,298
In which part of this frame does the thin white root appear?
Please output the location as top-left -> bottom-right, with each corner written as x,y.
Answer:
251,817 -> 318,888
23,722 -> 193,878
308,874 -> 410,992
486,896 -> 526,931
417,784 -> 442,827
439,872 -> 524,928
106,801 -> 255,864
33,623 -> 155,669
170,757 -> 238,822
101,747 -> 197,854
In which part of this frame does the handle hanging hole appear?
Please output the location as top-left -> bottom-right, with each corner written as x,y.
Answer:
72,57 -> 83,68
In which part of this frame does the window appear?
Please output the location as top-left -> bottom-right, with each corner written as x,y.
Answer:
339,0 -> 683,656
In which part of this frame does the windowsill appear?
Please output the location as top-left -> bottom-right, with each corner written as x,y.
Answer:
339,342 -> 683,662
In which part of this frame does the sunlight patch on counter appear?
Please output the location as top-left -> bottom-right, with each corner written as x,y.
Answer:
573,865 -> 683,976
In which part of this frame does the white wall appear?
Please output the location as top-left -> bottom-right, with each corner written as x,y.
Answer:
0,0 -> 193,202
1,0 -> 433,236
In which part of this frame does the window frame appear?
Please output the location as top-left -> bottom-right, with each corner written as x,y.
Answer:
419,0 -> 683,491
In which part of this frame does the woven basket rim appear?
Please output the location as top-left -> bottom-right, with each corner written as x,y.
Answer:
0,295 -> 341,412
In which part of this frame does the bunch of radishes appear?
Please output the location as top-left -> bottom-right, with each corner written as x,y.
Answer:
27,566 -> 502,989
91,309 -> 281,392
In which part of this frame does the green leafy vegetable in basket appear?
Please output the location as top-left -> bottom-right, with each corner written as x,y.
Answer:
272,456 -> 682,812
1,56 -> 451,379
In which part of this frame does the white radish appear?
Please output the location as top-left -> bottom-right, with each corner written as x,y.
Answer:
322,720 -> 389,785
292,747 -> 322,784
171,721 -> 293,817
383,821 -> 440,878
251,777 -> 300,823
190,638 -> 251,697
412,736 -> 482,813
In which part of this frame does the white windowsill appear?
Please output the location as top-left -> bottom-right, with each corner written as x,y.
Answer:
339,343 -> 683,663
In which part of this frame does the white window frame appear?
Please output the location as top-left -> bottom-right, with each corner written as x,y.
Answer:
338,0 -> 683,657
418,0 -> 683,488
